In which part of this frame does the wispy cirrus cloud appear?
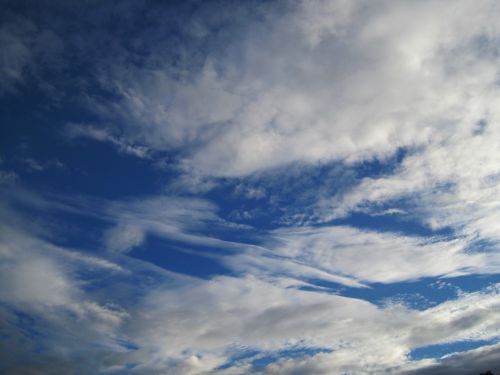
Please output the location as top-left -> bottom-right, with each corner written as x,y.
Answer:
1,189 -> 499,374
65,123 -> 150,159
268,226 -> 499,284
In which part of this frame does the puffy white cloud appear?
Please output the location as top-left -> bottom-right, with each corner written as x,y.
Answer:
120,275 -> 499,374
71,0 -> 500,266
80,0 -> 500,179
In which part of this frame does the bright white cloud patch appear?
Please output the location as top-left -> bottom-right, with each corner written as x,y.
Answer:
270,226 -> 498,284
88,0 -> 500,177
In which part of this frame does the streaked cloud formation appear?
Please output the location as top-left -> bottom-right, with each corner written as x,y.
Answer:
1,0 -> 499,374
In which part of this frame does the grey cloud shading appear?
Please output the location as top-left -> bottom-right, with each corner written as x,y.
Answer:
402,344 -> 500,375
1,189 -> 499,374
0,10 -> 63,96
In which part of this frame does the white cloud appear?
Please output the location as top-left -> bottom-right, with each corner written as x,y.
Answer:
124,276 -> 500,374
402,343 -> 500,375
97,195 -> 493,287
18,189 -> 499,287
2,1 -> 500,373
65,123 -> 150,159
266,225 -> 498,284
0,228 -> 130,373
104,223 -> 145,253
0,170 -> 19,185
0,13 -> 63,96
73,0 -> 500,262
0,254 -> 72,306
17,157 -> 65,172
82,0 -> 500,179
101,196 -> 236,253
0,16 -> 36,95
317,114 -> 500,260
20,157 -> 44,171
1,199 -> 499,374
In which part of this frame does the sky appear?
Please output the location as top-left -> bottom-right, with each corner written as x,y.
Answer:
1,0 -> 500,374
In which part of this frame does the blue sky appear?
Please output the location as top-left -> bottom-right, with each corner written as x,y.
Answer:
1,0 -> 500,374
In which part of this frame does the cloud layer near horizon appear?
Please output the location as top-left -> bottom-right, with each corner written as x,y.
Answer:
1,210 -> 499,375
